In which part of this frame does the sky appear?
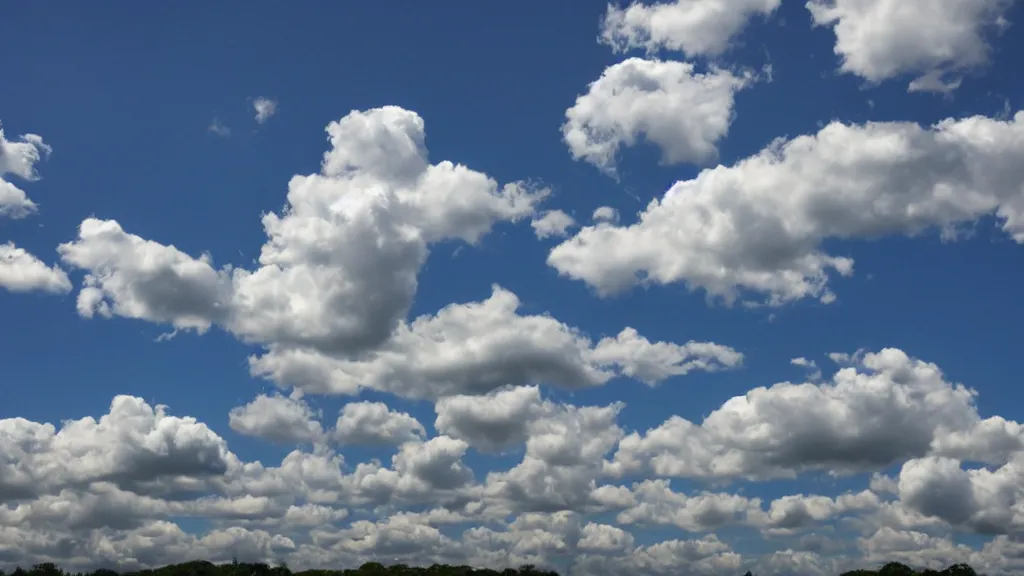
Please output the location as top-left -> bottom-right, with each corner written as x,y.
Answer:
2,1 -> 1024,574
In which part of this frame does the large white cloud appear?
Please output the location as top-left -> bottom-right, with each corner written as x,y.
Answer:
482,401 -> 627,514
608,348 -> 1024,481
59,106 -> 546,353
563,58 -> 752,173
248,286 -> 742,398
600,0 -> 782,57
56,107 -> 737,399
1,391 -> 1022,574
807,0 -> 1014,92
0,395 -> 232,501
550,111 -> 1024,305
610,478 -> 881,540
897,454 -> 1024,534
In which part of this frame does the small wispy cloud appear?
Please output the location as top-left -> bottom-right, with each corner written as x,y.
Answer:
208,118 -> 231,138
253,97 -> 278,124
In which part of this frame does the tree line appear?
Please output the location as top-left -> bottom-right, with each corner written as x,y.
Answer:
0,559 -> 984,576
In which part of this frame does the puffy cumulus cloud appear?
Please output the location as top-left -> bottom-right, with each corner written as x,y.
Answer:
612,478 -> 878,535
0,395 -> 231,501
55,106 -> 737,401
563,58 -> 752,174
807,0 -> 1013,93
592,206 -> 619,224
250,286 -> 740,399
530,209 -> 576,239
0,520 -> 297,571
217,439 -> 474,511
0,124 -> 51,219
3,394 -> 1023,573
615,480 -> 764,532
0,125 -> 69,294
600,0 -> 781,57
463,512 -> 638,569
59,106 -> 546,355
57,218 -> 233,333
896,454 -> 1024,534
591,327 -> 742,383
608,348 -> 1024,481
481,402 -> 627,515
253,97 -> 278,124
228,394 -> 324,444
246,286 -> 604,398
0,179 -> 37,221
856,527 -> 983,572
310,515 -> 460,565
434,386 -> 552,453
578,522 -> 635,553
0,242 -> 71,294
755,491 -> 880,535
576,534 -> 743,576
550,112 -> 1024,305
332,401 -> 425,445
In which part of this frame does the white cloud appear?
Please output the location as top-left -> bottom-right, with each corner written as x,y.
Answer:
0,125 -> 67,294
0,242 -> 71,294
897,454 -> 1024,534
592,206 -> 620,224
563,58 -> 752,174
614,478 -> 879,534
590,327 -> 743,384
807,0 -> 1014,92
790,357 -> 822,380
577,534 -> 743,576
253,97 -> 278,124
550,112 -> 1024,305
58,218 -> 233,332
608,348 -> 1024,481
0,126 -> 51,184
332,401 -> 425,445
249,286 -> 741,398
482,401 -> 626,514
531,209 -> 576,239
229,394 -> 324,444
57,107 -> 738,401
60,106 -> 547,358
0,179 -> 37,220
0,395 -> 231,500
435,386 -> 552,453
615,479 -> 764,531
1,391 -> 1021,573
600,0 -> 782,57
857,527 -> 984,572
208,118 -> 231,138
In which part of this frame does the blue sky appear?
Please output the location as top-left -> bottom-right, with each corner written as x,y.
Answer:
2,1 -> 1024,575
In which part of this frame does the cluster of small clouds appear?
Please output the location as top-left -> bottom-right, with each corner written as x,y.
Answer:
0,124 -> 71,294
2,349 -> 1023,573
3,0 -> 1024,574
208,97 -> 279,138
